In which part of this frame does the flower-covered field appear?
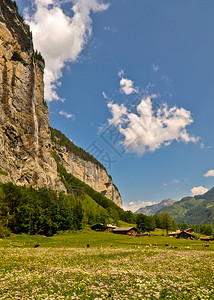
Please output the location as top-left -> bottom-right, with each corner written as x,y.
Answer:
0,247 -> 213,299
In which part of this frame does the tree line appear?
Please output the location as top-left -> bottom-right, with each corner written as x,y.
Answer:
136,213 -> 214,236
0,182 -> 84,237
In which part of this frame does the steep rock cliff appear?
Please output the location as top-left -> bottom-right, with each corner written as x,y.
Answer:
0,0 -> 64,190
0,0 -> 122,206
51,128 -> 122,207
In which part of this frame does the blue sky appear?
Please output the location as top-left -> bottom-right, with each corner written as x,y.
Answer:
16,0 -> 214,211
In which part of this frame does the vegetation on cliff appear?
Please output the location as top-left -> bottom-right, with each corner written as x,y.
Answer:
50,127 -> 107,171
53,151 -> 136,224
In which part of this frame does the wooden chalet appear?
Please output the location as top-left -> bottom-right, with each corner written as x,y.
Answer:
112,227 -> 138,236
200,236 -> 210,241
176,230 -> 194,240
169,230 -> 181,237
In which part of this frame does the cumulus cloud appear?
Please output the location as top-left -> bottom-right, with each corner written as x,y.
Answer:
119,78 -> 137,95
191,186 -> 209,197
107,95 -> 198,155
123,200 -> 157,212
118,70 -> 138,95
59,110 -> 75,119
25,0 -> 109,101
107,102 -> 128,126
204,169 -> 214,177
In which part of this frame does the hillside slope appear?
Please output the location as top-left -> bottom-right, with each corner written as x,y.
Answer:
156,188 -> 214,226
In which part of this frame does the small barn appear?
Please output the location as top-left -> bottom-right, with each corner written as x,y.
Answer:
176,230 -> 194,240
112,227 -> 138,236
200,236 -> 210,241
136,232 -> 151,237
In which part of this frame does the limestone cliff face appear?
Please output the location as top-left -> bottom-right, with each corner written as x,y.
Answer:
0,0 -> 122,207
53,144 -> 122,207
0,0 -> 63,190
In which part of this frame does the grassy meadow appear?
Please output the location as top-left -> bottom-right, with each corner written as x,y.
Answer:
0,229 -> 213,299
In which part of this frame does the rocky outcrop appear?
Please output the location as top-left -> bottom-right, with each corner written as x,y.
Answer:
53,144 -> 122,207
0,0 -> 122,206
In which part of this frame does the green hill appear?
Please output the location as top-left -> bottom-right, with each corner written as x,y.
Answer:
0,155 -> 136,237
156,188 -> 214,226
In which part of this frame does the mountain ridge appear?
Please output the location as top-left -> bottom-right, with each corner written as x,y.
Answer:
156,188 -> 214,226
135,198 -> 176,215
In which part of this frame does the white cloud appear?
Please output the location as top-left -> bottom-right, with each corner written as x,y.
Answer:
152,64 -> 159,72
171,179 -> 180,184
123,200 -> 157,212
204,169 -> 214,177
25,0 -> 109,101
200,143 -> 205,149
107,95 -> 198,155
117,69 -> 125,78
191,186 -> 209,197
119,78 -> 137,95
102,91 -> 108,99
117,70 -> 138,95
107,102 -> 128,125
59,110 -> 75,119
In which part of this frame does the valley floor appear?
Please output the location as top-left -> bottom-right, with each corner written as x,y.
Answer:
0,231 -> 213,299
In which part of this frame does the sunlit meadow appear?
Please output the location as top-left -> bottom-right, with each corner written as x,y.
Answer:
0,231 -> 213,299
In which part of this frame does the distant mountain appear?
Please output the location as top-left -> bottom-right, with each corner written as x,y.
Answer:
156,188 -> 214,226
135,199 -> 176,215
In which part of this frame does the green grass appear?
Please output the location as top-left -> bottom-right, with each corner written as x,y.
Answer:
117,220 -> 136,227
0,246 -> 213,299
0,231 -> 213,299
0,229 -> 213,251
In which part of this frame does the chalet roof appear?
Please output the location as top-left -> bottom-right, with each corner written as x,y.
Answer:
169,230 -> 181,235
200,236 -> 210,240
113,227 -> 137,232
177,230 -> 194,237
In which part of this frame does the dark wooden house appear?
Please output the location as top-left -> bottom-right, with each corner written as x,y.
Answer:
112,227 -> 138,236
176,230 -> 194,240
